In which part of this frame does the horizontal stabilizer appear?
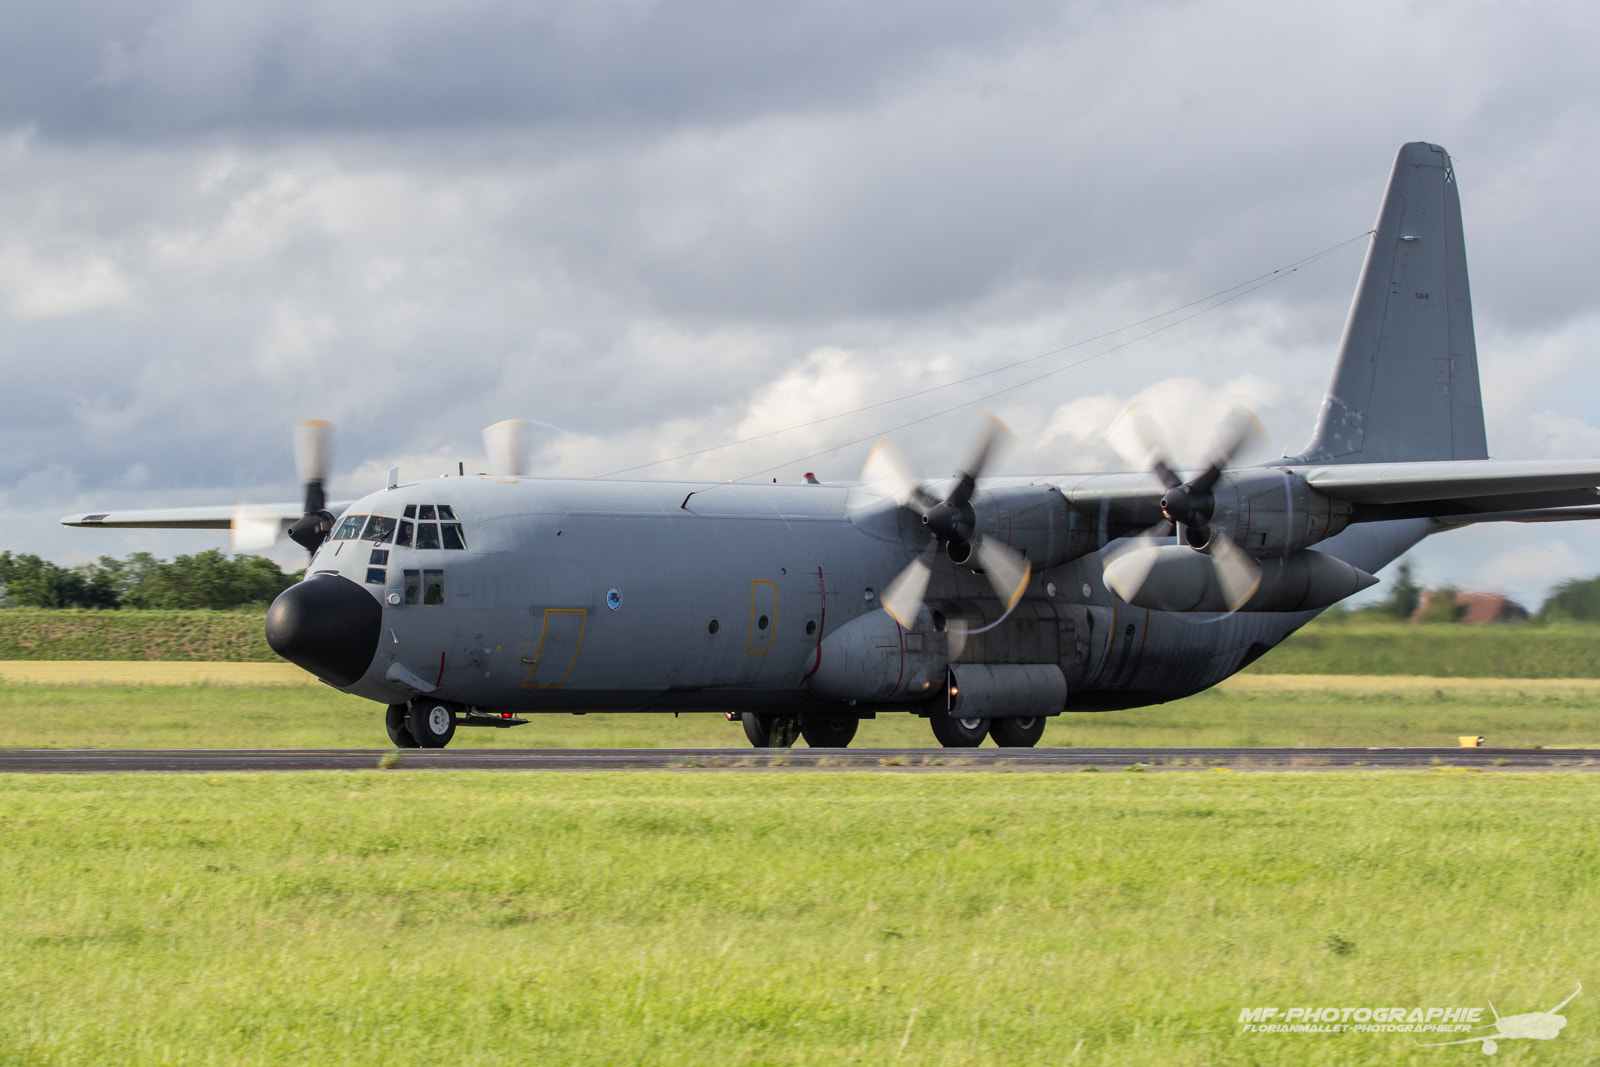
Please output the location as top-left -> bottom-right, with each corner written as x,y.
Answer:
1303,458 -> 1600,511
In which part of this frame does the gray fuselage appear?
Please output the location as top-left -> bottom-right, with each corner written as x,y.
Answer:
306,473 -> 1425,715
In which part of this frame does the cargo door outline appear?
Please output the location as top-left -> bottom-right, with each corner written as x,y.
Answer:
521,609 -> 587,688
747,580 -> 776,655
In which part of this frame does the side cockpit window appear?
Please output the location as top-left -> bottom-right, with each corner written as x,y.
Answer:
401,568 -> 445,606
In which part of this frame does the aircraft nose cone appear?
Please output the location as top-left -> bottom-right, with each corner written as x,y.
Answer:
265,574 -> 382,687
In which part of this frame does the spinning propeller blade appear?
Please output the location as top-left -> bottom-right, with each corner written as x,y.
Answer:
869,413 -> 1032,629
881,546 -> 935,629
1101,401 -> 1268,612
287,420 -> 338,552
483,419 -> 532,477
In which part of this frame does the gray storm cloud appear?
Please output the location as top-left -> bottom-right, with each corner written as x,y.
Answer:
2,0 -> 1599,606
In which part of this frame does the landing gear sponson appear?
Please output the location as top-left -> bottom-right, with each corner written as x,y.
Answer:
384,701 -> 529,749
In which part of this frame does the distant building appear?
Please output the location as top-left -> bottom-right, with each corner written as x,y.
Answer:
1411,589 -> 1529,625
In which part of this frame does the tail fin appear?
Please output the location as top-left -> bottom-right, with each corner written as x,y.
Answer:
1298,142 -> 1488,464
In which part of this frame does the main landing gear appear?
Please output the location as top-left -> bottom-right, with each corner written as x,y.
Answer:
739,712 -> 860,748
929,714 -> 1048,748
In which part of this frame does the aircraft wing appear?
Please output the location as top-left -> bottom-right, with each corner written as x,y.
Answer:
1052,473 -> 1167,524
60,502 -> 350,530
1053,461 -> 1600,525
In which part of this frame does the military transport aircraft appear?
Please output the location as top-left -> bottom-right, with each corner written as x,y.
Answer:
63,142 -> 1600,750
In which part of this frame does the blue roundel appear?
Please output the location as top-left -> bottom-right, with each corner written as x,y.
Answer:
606,587 -> 622,611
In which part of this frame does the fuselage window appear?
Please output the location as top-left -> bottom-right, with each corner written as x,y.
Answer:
418,505 -> 437,521
403,569 -> 421,605
333,515 -> 367,540
441,522 -> 467,550
423,569 -> 445,605
396,520 -> 414,548
362,516 -> 397,543
366,567 -> 386,585
415,523 -> 442,550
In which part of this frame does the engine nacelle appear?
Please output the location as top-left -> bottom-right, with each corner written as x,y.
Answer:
1215,469 -> 1354,556
806,610 -> 947,704
967,485 -> 1098,569
1105,546 -> 1377,613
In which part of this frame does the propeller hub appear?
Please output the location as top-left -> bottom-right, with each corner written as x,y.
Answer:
1160,484 -> 1213,529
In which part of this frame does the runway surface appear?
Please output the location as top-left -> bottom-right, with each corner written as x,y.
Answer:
1,746 -> 1597,773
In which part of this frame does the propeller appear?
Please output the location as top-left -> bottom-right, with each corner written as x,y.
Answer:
1102,403 -> 1267,612
230,504 -> 283,554
483,419 -> 532,477
286,420 -> 337,552
866,414 -> 1033,630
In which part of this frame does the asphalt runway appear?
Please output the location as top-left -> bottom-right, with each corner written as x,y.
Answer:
0,746 -> 1597,773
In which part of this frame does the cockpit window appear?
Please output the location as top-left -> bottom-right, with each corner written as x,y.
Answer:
423,569 -> 445,605
332,515 -> 366,540
389,505 -> 465,550
362,516 -> 397,543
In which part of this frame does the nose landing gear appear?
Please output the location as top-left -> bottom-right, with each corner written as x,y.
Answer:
407,701 -> 458,748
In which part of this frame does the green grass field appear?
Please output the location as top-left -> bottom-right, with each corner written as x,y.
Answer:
0,771 -> 1592,1065
1247,617 -> 1600,677
4,675 -> 1600,750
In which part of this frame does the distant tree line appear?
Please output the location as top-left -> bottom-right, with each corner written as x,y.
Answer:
1333,558 -> 1600,624
0,551 -> 301,610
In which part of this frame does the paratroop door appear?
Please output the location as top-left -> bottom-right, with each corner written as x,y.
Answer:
521,609 -> 587,688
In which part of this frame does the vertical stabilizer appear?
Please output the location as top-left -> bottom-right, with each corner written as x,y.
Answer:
1298,143 -> 1488,464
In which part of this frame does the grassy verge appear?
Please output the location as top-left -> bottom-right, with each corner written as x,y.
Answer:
0,771 -> 1593,1065
0,609 -> 274,661
1250,617 -> 1600,677
3,674 -> 1600,749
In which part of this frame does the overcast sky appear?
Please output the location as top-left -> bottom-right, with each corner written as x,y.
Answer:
2,0 -> 1599,607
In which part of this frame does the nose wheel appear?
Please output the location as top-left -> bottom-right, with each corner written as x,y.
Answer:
385,704 -> 421,748
404,701 -> 457,748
